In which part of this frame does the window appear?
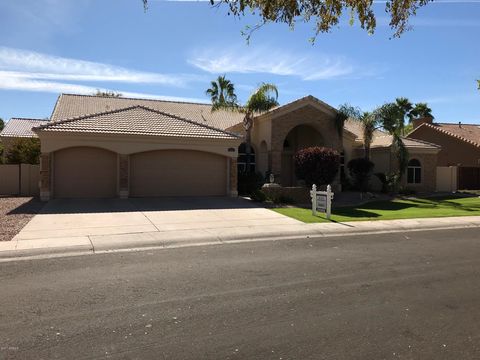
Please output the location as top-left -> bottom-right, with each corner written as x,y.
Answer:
407,159 -> 422,184
237,143 -> 255,173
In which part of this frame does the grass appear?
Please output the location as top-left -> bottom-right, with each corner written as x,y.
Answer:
272,195 -> 480,223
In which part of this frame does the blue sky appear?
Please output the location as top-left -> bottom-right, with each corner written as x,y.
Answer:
0,0 -> 479,124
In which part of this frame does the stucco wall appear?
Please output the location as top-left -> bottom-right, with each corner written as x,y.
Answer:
408,126 -> 480,167
400,152 -> 438,192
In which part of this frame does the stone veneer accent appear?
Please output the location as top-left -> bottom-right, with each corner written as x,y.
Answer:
39,153 -> 51,201
119,154 -> 129,198
229,157 -> 238,196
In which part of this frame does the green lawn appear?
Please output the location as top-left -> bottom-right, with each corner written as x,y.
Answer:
272,196 -> 480,223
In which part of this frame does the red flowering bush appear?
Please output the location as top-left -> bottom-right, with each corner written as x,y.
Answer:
294,147 -> 340,187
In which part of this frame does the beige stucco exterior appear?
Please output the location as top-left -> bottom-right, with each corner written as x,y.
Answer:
37,131 -> 241,200
247,99 -> 342,187
31,94 -> 445,200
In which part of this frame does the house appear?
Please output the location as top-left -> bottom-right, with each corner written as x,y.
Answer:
0,118 -> 47,162
408,117 -> 480,167
407,117 -> 480,189
4,93 -> 440,201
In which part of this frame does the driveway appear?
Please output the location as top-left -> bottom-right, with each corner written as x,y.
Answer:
13,197 -> 303,251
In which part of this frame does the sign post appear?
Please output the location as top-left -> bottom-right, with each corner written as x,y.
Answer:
310,184 -> 334,219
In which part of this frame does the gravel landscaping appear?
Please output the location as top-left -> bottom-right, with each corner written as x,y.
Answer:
0,197 -> 44,241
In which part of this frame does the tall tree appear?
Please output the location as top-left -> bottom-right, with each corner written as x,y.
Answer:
338,104 -> 377,161
360,112 -> 378,162
374,101 -> 410,180
0,118 -> 4,132
143,0 -> 432,40
205,75 -> 238,111
410,102 -> 434,120
207,78 -> 279,172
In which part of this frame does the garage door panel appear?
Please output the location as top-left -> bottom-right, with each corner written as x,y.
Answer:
54,147 -> 117,198
130,150 -> 227,197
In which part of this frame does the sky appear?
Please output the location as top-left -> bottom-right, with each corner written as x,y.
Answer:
0,0 -> 479,124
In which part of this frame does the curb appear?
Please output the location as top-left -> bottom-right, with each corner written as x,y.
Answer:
1,222 -> 480,263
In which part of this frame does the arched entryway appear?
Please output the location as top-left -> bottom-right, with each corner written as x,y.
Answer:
281,125 -> 324,186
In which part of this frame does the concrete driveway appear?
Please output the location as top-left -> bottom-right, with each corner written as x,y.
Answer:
13,197 -> 304,252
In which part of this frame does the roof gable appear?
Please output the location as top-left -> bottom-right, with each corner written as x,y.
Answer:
410,122 -> 480,148
37,105 -> 241,140
256,95 -> 338,121
0,118 -> 48,138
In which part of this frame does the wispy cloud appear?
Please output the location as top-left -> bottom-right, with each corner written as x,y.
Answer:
0,71 -> 206,103
0,47 -> 200,87
188,46 -> 364,81
0,47 -> 207,102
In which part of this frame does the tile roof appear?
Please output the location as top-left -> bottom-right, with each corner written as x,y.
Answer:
421,123 -> 480,148
51,94 -> 244,131
344,118 -> 386,140
0,118 -> 48,138
36,105 -> 241,140
370,134 -> 440,149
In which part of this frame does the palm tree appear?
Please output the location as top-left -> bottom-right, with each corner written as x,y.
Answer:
360,112 -> 378,161
205,75 -> 238,111
410,102 -> 434,120
207,78 -> 279,172
374,102 -> 409,180
337,104 -> 378,161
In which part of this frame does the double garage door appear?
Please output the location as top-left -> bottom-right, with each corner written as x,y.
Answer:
53,147 -> 227,198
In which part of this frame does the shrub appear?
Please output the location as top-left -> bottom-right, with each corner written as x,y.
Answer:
250,189 -> 267,202
375,172 -> 400,193
347,158 -> 374,191
237,171 -> 264,196
6,138 -> 41,164
294,147 -> 340,187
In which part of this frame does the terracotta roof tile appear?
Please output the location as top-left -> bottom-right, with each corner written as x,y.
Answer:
51,94 -> 244,131
422,123 -> 480,148
37,105 -> 241,140
0,118 -> 48,138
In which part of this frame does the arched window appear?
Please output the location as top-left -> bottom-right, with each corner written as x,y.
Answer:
238,143 -> 255,173
407,159 -> 422,184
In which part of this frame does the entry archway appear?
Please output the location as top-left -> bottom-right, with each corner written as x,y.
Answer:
281,125 -> 324,186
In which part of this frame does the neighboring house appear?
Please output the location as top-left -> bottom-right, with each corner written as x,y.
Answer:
26,93 -> 440,201
407,117 -> 480,190
0,118 -> 47,162
407,117 -> 480,167
343,119 -> 440,191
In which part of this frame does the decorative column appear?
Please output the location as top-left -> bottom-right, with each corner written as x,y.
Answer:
229,157 -> 238,197
119,154 -> 129,199
39,153 -> 51,201
270,150 -> 282,185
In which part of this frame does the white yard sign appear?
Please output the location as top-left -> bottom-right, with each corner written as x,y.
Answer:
310,184 -> 334,219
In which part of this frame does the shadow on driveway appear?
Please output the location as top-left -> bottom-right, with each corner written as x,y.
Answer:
36,197 -> 264,215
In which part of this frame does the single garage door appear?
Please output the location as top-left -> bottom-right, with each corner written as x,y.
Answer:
54,147 -> 117,198
130,150 -> 227,197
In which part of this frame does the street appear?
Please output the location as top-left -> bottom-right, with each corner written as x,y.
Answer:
1,228 -> 480,359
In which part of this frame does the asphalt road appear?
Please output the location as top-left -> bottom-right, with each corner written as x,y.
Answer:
1,228 -> 480,360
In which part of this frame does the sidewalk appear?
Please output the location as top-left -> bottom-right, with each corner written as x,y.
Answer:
1,215 -> 480,261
